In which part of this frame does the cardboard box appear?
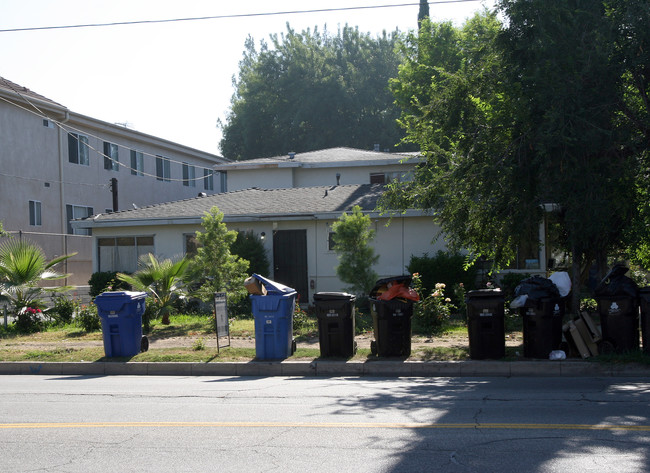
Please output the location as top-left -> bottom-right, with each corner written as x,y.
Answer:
244,276 -> 267,295
574,318 -> 599,356
580,311 -> 602,342
566,320 -> 592,359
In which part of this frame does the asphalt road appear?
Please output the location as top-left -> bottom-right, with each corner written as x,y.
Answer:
1,375 -> 649,472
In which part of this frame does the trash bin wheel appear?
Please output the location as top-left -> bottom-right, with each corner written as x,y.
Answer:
370,340 -> 377,356
598,338 -> 616,355
140,335 -> 149,352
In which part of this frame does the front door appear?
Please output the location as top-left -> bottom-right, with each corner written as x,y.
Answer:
273,230 -> 308,302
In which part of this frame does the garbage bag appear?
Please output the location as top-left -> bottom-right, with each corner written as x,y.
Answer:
548,272 -> 571,298
376,282 -> 420,302
514,275 -> 560,304
593,264 -> 639,298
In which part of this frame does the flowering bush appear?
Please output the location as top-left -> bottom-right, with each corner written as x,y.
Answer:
76,304 -> 101,332
412,273 -> 455,335
15,306 -> 44,333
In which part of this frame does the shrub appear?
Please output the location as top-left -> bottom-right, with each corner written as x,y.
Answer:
76,304 -> 101,332
15,307 -> 44,333
231,230 -> 270,276
412,273 -> 455,335
292,297 -> 316,335
192,338 -> 206,351
407,251 -> 477,307
88,271 -> 130,299
51,294 -> 77,325
499,272 -> 531,304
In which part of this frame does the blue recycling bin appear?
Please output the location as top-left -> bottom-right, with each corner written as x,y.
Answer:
249,274 -> 297,360
95,291 -> 147,357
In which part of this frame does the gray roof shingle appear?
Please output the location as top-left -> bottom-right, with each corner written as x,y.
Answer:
213,147 -> 421,170
79,184 -> 387,227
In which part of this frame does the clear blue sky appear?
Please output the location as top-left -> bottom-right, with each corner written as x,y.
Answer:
1,0 -> 494,155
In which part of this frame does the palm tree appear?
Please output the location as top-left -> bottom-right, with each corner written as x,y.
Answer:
0,239 -> 76,315
117,253 -> 189,325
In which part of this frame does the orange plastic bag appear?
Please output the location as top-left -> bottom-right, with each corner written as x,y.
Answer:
376,282 -> 420,302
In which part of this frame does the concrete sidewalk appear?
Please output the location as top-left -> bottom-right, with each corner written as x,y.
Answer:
1,359 -> 649,377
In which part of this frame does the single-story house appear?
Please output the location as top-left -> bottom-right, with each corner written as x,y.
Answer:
72,184 -> 450,302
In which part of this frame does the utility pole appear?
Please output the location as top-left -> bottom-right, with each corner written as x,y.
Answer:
418,0 -> 430,29
110,178 -> 118,212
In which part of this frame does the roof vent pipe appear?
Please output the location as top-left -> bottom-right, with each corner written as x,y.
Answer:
336,173 -> 341,186
288,151 -> 296,159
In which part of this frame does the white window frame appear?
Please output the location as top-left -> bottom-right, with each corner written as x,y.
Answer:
66,204 -> 93,235
97,236 -> 155,273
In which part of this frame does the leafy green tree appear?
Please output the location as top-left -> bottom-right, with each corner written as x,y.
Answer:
384,4 -> 649,309
186,207 -> 250,305
219,24 -> 412,160
331,206 -> 379,298
0,239 -> 76,317
231,230 -> 270,276
117,254 -> 189,325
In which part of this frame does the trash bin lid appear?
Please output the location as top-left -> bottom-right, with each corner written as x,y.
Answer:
250,273 -> 295,294
95,290 -> 147,300
467,289 -> 503,298
313,292 -> 356,302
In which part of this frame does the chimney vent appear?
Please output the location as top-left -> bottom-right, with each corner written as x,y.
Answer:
288,151 -> 296,159
336,173 -> 341,186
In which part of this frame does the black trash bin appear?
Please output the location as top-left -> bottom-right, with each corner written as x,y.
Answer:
520,298 -> 565,358
594,264 -> 640,353
369,276 -> 415,357
313,292 -> 357,358
596,295 -> 639,353
639,288 -> 650,354
466,289 -> 505,359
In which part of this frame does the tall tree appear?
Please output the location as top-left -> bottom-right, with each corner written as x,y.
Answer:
383,3 -> 647,309
331,206 -> 379,299
219,25 -> 411,160
186,207 -> 250,304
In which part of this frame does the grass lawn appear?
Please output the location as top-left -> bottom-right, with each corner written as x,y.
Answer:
1,312 -> 648,365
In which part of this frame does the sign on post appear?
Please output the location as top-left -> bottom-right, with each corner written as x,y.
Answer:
214,292 -> 230,352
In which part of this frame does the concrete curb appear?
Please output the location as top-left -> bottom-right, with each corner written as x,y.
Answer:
1,360 -> 649,377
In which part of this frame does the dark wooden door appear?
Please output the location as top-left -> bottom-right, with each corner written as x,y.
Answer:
273,230 -> 308,302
